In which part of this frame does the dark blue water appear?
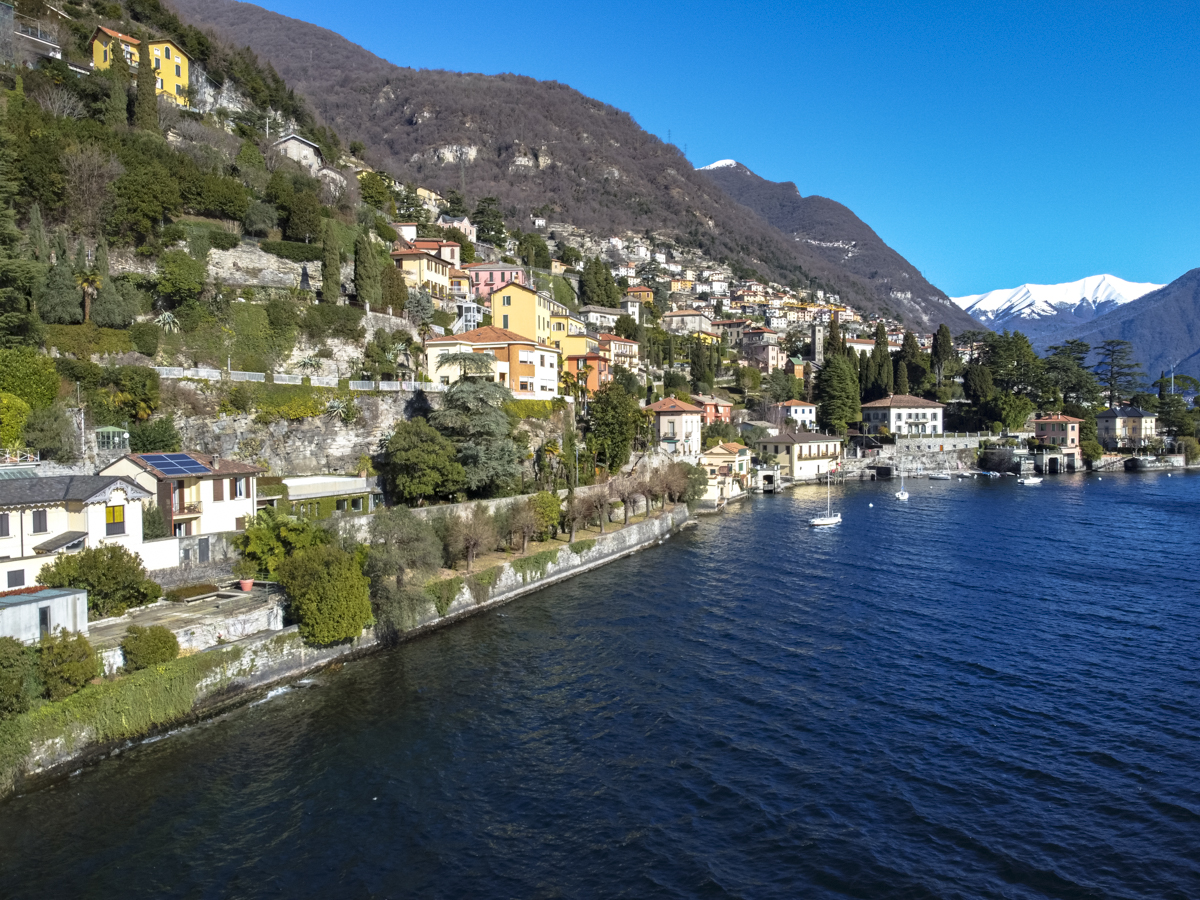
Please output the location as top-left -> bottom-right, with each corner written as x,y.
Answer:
2,473 -> 1199,899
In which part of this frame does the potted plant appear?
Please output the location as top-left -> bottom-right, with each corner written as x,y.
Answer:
233,558 -> 257,592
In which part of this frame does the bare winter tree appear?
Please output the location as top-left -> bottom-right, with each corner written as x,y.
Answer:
63,146 -> 124,238
584,488 -> 611,534
156,95 -> 182,134
611,477 -> 637,525
31,86 -> 86,120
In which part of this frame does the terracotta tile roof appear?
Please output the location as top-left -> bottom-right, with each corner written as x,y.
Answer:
1034,414 -> 1083,423
780,399 -> 816,407
427,326 -> 537,345
647,397 -> 702,413
718,442 -> 749,453
95,25 -> 140,44
860,393 -> 945,409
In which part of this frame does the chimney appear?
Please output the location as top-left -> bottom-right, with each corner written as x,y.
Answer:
212,453 -> 220,470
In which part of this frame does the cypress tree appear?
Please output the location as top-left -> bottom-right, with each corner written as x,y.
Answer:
857,347 -> 870,398
134,48 -> 158,131
895,357 -> 910,395
102,72 -> 128,128
39,246 -> 82,324
381,263 -> 407,312
26,203 -> 48,263
0,129 -> 42,345
931,323 -> 953,387
91,239 -> 137,328
353,228 -> 382,306
73,241 -> 87,275
867,322 -> 893,400
815,354 -> 861,434
321,220 -> 341,300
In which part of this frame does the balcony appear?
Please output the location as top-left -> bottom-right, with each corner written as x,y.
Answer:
173,500 -> 203,517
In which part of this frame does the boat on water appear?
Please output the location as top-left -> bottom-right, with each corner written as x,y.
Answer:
896,466 -> 909,501
809,470 -> 842,527
1017,475 -> 1043,485
928,473 -> 951,480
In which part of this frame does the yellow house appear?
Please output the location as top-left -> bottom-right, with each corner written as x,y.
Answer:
391,249 -> 452,299
90,27 -> 191,106
485,282 -> 568,346
548,309 -> 593,356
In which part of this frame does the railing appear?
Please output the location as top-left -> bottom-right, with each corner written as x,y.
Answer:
273,373 -> 303,385
377,381 -> 402,392
230,370 -> 266,382
309,375 -> 338,388
0,449 -> 39,465
184,368 -> 222,381
153,367 -> 185,378
348,380 -> 375,391
173,501 -> 203,516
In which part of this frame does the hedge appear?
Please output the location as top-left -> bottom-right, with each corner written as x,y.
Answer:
260,240 -> 323,263
164,583 -> 219,603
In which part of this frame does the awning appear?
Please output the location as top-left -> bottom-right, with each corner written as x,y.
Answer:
33,531 -> 87,554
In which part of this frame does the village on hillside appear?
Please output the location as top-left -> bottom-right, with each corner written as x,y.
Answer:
0,1 -> 1197,726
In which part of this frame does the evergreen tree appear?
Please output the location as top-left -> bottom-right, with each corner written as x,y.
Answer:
38,235 -> 81,325
381,263 -> 407,313
857,347 -> 870,398
895,356 -> 910,395
134,49 -> 158,131
91,239 -> 137,328
472,197 -> 506,245
931,323 -> 954,387
1093,339 -> 1143,407
26,203 -> 48,263
321,220 -> 341,300
101,72 -> 128,128
815,354 -> 860,434
0,130 -> 42,345
689,339 -> 713,390
353,228 -> 382,307
866,322 -> 893,401
579,257 -> 623,308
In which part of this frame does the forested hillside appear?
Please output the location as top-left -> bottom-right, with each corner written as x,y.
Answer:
168,0 -> 960,325
699,161 -> 976,332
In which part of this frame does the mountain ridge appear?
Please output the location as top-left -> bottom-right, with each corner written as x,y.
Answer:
952,274 -> 1165,345
696,160 -> 976,331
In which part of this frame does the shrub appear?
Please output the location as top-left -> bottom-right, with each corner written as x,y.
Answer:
129,321 -> 160,357
38,545 -> 162,619
503,399 -> 559,421
529,491 -> 562,539
300,303 -> 364,342
0,393 -> 31,447
1176,436 -> 1199,464
161,224 -> 186,244
142,504 -> 170,540
23,406 -> 77,462
209,230 -> 240,251
276,544 -> 373,645
38,630 -> 98,702
42,324 -> 134,359
121,625 -> 179,671
1081,439 -> 1104,463
164,583 -> 218,603
232,506 -> 328,579
157,249 -> 207,304
260,240 -> 323,263
0,348 -> 60,409
129,417 -> 181,453
0,637 -> 38,720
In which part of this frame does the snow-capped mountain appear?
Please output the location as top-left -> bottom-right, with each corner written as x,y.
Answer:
952,275 -> 1164,343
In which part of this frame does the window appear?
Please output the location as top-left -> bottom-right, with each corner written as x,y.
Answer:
164,46 -> 171,58
175,64 -> 181,77
38,606 -> 50,637
235,517 -> 246,531
7,570 -> 23,588
176,84 -> 183,95
156,78 -> 163,90
0,513 -> 7,538
336,499 -> 348,511
233,478 -> 246,499
351,497 -> 363,512
32,510 -> 47,534
502,315 -> 509,329
199,537 -> 210,564
103,48 -> 108,62
154,58 -> 160,69
213,478 -> 224,502
105,505 -> 125,536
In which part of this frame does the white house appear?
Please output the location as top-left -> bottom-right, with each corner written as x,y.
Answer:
100,452 -> 264,538
647,397 -> 703,458
859,394 -> 946,435
579,305 -> 621,331
661,309 -> 713,335
776,399 -> 817,429
436,214 -> 477,243
0,474 -> 154,591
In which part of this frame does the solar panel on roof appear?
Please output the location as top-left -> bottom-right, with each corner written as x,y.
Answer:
142,453 -> 210,476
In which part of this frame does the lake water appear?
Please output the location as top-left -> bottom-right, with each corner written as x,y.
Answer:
2,473 -> 1199,899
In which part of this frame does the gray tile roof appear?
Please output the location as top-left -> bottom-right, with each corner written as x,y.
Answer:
0,475 -> 151,508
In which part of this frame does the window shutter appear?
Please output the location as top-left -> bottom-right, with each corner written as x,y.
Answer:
213,478 -> 224,501
229,477 -> 238,499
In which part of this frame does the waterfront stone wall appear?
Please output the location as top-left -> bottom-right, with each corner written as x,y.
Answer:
5,505 -> 690,797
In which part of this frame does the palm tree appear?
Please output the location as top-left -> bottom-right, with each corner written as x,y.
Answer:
75,270 -> 101,323
437,350 -> 495,382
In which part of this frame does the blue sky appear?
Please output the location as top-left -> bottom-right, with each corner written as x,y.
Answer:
262,0 -> 1199,296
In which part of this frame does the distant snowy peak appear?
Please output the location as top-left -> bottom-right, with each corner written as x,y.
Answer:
952,275 -> 1164,327
699,159 -> 740,170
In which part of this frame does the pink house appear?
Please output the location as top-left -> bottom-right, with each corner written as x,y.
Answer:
463,262 -> 527,298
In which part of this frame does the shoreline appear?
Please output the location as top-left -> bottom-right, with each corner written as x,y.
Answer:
1,506 -> 692,802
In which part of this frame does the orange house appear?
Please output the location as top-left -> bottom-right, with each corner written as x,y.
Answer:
566,351 -> 611,394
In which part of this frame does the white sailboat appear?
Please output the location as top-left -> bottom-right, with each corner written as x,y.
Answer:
895,464 -> 909,501
809,470 -> 841,527
1017,475 -> 1043,485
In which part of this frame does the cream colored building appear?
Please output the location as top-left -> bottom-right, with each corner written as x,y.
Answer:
754,432 -> 842,481
647,397 -> 703,458
425,326 -> 561,399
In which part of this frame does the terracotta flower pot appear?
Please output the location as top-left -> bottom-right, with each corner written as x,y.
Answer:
239,579 -> 254,592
